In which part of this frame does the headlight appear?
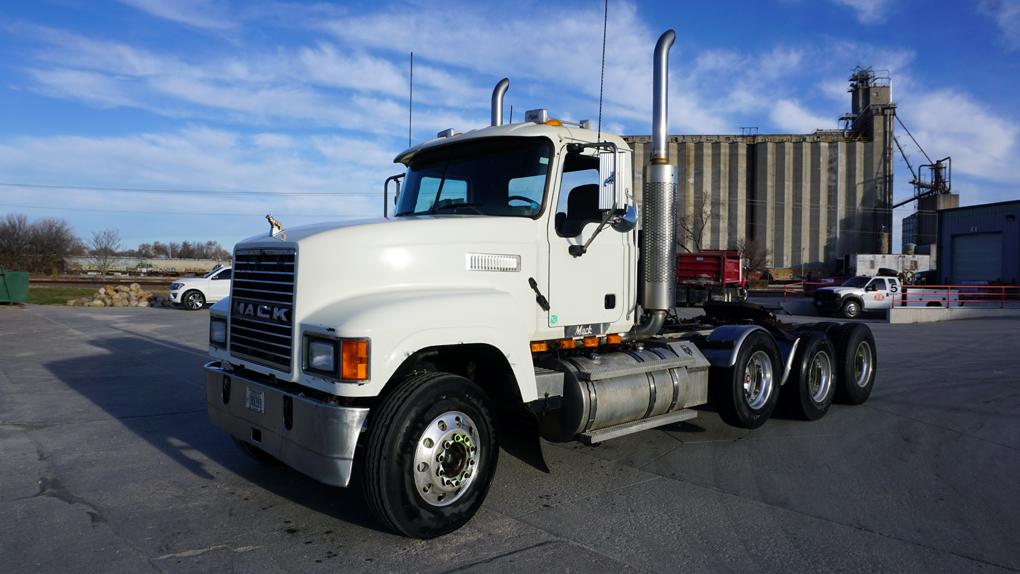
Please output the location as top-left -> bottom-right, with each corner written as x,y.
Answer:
209,317 -> 227,346
170,282 -> 182,290
306,337 -> 338,375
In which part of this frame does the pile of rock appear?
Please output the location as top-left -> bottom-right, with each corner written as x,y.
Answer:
66,283 -> 173,308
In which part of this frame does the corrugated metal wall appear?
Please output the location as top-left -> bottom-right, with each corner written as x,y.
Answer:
937,201 -> 1020,284
626,133 -> 893,270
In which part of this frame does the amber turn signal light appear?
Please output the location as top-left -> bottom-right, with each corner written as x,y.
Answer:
341,338 -> 370,380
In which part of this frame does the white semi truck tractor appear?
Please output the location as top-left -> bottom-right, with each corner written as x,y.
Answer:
204,30 -> 878,538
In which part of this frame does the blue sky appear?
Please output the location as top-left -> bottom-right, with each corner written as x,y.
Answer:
1,0 -> 1018,253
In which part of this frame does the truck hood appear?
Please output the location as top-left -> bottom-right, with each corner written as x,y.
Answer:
816,286 -> 858,296
234,215 -> 543,317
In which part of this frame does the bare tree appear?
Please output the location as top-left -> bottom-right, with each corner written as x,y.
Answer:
736,237 -> 770,273
0,213 -> 31,270
30,218 -> 80,274
90,228 -> 122,276
0,213 -> 81,274
678,190 -> 712,253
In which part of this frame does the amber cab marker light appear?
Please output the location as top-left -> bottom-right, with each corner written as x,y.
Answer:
341,339 -> 370,380
530,341 -> 549,353
557,338 -> 577,349
606,334 -> 622,345
582,337 -> 599,348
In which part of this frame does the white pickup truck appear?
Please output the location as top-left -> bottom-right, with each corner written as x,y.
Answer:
813,274 -> 901,318
169,265 -> 232,310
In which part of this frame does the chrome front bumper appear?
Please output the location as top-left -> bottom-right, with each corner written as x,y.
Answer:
204,361 -> 369,487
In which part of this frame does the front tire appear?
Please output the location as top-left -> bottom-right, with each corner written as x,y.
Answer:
833,324 -> 877,404
363,372 -> 498,538
711,331 -> 782,429
841,298 -> 861,319
183,290 -> 205,310
781,331 -> 836,420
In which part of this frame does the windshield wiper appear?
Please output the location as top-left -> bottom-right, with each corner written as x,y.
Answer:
430,202 -> 484,215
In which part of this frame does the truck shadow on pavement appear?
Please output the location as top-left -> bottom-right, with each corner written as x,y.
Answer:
43,332 -> 385,533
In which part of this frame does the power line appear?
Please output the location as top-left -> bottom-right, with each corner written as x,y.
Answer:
0,202 -> 373,218
0,181 -> 377,196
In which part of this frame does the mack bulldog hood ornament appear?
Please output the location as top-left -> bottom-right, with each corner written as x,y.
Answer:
266,213 -> 285,239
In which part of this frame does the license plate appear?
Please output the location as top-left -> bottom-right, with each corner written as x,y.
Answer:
245,388 -> 265,414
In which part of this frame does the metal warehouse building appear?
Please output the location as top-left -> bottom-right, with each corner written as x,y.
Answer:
936,200 -> 1020,285
625,68 -> 894,271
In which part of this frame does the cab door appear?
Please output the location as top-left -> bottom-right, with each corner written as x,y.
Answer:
863,277 -> 891,309
546,151 -> 627,333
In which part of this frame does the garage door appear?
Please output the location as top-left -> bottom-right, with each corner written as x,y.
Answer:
951,233 -> 1003,284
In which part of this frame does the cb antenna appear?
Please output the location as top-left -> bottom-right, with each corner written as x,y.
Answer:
408,51 -> 414,147
596,0 -> 608,140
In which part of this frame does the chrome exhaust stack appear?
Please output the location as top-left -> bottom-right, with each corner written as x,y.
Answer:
491,78 -> 510,126
632,30 -> 677,338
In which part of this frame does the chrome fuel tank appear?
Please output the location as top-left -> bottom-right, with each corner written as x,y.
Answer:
540,341 -> 709,442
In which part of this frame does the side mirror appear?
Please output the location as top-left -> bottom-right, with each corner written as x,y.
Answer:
383,173 -> 404,218
611,205 -> 638,233
865,284 -> 877,292
597,149 -> 618,211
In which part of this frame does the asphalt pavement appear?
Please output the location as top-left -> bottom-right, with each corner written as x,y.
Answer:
1,305 -> 1018,573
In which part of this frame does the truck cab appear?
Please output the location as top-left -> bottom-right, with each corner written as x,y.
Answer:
203,30 -> 879,539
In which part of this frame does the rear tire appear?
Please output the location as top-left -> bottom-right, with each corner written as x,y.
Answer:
833,324 -> 877,404
363,372 -> 498,538
711,331 -> 782,429
780,332 -> 836,420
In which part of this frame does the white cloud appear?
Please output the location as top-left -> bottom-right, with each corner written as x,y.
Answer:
0,127 -> 399,215
907,89 -> 1020,184
117,0 -> 236,32
770,100 -> 837,133
830,0 -> 891,24
980,0 -> 1020,50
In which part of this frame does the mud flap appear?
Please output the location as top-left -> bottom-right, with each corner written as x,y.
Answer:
497,405 -> 549,473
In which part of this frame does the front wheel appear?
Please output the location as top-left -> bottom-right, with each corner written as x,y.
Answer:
363,372 -> 498,538
711,331 -> 782,429
183,290 -> 205,310
841,298 -> 861,319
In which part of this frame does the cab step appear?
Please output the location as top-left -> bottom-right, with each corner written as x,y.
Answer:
577,409 -> 697,445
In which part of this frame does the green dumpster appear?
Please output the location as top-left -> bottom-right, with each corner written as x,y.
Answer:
0,269 -> 29,304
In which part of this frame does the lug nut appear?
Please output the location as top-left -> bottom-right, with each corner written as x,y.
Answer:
417,462 -> 429,472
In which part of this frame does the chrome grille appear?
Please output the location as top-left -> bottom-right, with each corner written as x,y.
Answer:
229,248 -> 296,371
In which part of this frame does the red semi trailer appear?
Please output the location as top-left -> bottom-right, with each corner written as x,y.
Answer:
676,249 -> 747,306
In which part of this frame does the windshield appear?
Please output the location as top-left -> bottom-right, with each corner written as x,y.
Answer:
202,264 -> 223,278
395,137 -> 553,218
842,276 -> 870,288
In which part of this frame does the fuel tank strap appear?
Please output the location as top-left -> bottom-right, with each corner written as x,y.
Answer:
577,356 -> 696,382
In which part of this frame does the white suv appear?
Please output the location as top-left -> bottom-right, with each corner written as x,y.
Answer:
813,275 -> 901,318
169,265 -> 232,310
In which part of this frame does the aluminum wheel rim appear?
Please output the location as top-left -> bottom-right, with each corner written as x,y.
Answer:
186,293 -> 202,309
807,350 -> 833,404
853,341 -> 873,388
413,410 -> 481,507
743,350 -> 774,410
845,302 -> 858,316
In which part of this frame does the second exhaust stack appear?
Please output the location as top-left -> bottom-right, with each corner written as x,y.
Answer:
637,30 -> 677,334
